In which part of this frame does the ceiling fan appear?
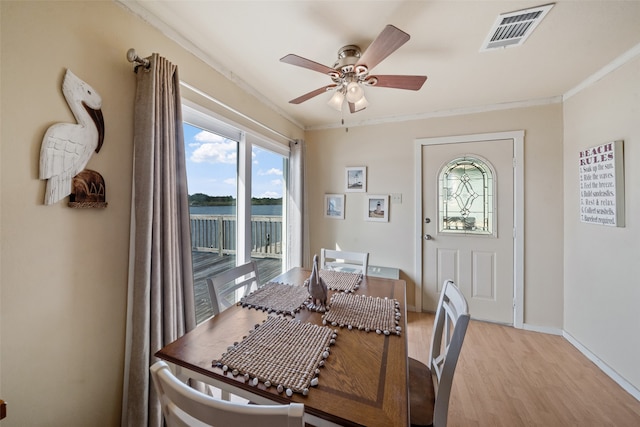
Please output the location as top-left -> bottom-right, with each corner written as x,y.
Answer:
280,25 -> 427,113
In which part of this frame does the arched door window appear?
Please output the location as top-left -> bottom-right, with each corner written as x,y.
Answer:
438,156 -> 495,235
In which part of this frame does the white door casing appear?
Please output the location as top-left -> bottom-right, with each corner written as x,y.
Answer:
414,131 -> 524,328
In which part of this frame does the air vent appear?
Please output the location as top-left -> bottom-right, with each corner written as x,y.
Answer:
480,3 -> 554,51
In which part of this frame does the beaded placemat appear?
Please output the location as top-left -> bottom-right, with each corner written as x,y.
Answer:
239,282 -> 310,316
322,293 -> 402,336
315,269 -> 362,292
213,316 -> 337,396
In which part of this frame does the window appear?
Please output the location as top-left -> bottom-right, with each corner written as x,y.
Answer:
438,156 -> 495,235
182,103 -> 288,323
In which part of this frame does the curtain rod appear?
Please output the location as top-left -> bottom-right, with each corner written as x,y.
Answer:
126,48 -> 296,144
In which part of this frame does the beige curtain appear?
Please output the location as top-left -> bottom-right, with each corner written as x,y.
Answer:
287,139 -> 310,269
121,53 -> 196,427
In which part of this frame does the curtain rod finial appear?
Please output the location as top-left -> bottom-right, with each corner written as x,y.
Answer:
127,48 -> 150,69
126,48 -> 139,63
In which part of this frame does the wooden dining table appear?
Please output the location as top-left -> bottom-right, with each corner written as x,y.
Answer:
155,267 -> 409,427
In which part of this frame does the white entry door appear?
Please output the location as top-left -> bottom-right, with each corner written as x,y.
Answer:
422,139 -> 514,324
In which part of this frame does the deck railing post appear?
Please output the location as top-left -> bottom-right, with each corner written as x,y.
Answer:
217,216 -> 223,256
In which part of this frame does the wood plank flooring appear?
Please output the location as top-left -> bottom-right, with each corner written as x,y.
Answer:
407,312 -> 640,426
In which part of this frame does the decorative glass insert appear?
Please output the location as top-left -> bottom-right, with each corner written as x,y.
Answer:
439,156 -> 494,235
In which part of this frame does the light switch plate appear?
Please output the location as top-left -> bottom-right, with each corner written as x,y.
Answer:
391,193 -> 402,204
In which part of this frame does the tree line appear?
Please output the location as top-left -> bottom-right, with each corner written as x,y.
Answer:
189,193 -> 282,206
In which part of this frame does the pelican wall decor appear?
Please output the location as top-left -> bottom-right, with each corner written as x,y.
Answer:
39,69 -> 105,205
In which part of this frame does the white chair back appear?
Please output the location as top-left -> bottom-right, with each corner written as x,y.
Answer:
206,261 -> 259,316
320,248 -> 369,275
150,361 -> 304,427
409,280 -> 470,427
430,280 -> 469,426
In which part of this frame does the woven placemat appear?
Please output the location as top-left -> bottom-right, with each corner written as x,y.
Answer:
311,269 -> 362,292
213,316 -> 337,396
322,293 -> 402,336
239,282 -> 309,316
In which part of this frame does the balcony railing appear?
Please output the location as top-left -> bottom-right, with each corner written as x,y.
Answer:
190,214 -> 282,259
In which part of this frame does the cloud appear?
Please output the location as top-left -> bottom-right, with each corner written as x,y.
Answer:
259,168 -> 283,176
194,131 -> 220,143
260,191 -> 280,198
190,131 -> 237,164
223,178 -> 236,186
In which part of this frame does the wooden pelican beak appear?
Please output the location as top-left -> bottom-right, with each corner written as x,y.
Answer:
83,102 -> 105,153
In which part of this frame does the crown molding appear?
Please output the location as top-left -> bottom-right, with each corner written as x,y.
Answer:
116,0 -> 306,131
305,96 -> 563,131
564,42 -> 640,101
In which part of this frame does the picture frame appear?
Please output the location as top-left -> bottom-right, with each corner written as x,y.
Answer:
579,140 -> 625,227
324,194 -> 345,219
345,166 -> 367,192
365,194 -> 389,222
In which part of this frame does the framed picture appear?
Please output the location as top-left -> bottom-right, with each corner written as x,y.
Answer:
345,166 -> 367,192
324,194 -> 345,219
578,140 -> 625,227
365,194 -> 389,222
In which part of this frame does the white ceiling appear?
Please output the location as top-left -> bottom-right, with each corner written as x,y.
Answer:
119,1 -> 640,130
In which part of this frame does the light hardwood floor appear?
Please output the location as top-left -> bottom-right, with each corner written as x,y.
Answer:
407,312 -> 640,426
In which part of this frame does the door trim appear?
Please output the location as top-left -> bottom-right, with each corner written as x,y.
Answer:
414,131 -> 524,328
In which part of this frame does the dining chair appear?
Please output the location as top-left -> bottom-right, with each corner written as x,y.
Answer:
409,280 -> 470,427
206,261 -> 260,316
320,248 -> 369,275
150,360 -> 305,427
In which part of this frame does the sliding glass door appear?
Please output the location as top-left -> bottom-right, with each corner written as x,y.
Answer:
182,105 -> 288,323
250,145 -> 287,282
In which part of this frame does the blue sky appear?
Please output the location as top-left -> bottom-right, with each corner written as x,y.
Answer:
183,123 -> 284,198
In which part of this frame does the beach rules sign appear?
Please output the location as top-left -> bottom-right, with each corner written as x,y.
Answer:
579,140 -> 625,227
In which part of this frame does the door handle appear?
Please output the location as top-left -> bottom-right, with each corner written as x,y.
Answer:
424,234 -> 433,240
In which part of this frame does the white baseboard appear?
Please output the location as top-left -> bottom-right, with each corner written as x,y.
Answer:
522,322 -> 563,336
515,323 -> 640,403
563,330 -> 640,402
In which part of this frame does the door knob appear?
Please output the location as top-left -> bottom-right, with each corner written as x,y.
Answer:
424,234 -> 433,240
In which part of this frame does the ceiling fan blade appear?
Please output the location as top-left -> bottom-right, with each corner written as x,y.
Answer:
280,54 -> 336,75
289,85 -> 337,104
368,75 -> 427,90
355,25 -> 410,71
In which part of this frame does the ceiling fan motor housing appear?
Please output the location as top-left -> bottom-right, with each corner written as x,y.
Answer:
332,45 -> 369,86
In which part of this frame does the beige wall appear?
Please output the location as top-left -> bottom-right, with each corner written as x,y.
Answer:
563,56 -> 640,390
0,1 -> 637,425
0,2 -> 300,426
306,103 -> 565,327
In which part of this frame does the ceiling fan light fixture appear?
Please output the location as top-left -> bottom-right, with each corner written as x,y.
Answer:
346,81 -> 364,103
353,95 -> 369,112
327,90 -> 345,111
